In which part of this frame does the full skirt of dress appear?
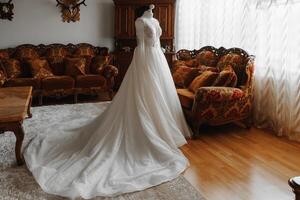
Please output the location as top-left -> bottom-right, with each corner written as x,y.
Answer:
24,46 -> 192,199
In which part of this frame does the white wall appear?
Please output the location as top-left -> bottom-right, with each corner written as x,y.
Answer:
0,0 -> 114,50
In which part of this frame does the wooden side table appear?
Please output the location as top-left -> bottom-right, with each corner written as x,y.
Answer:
0,87 -> 33,165
289,177 -> 300,200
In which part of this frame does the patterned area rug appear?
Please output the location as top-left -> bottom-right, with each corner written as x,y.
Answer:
0,102 -> 205,200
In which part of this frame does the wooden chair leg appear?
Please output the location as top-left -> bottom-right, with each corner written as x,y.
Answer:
191,121 -> 200,139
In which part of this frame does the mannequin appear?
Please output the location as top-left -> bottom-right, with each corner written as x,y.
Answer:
142,4 -> 155,18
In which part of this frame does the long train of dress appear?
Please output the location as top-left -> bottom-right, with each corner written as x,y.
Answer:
24,16 -> 192,199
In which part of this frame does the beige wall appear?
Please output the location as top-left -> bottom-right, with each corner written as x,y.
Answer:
0,0 -> 114,50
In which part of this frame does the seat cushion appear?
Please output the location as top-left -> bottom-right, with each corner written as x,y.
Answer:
177,88 -> 195,109
5,77 -> 41,89
42,76 -> 74,90
76,75 -> 106,88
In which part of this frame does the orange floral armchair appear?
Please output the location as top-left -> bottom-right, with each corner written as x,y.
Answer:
173,46 -> 255,136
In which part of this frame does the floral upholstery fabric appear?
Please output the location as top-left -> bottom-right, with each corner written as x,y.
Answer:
177,50 -> 192,61
188,71 -> 218,93
90,56 -> 110,74
173,47 -> 254,133
217,53 -> 246,86
2,59 -> 22,79
196,65 -> 219,73
196,50 -> 218,66
0,65 -> 6,87
47,57 -> 65,76
212,65 -> 237,87
176,88 -> 195,109
74,47 -> 95,57
195,87 -> 244,102
45,47 -> 68,58
0,50 -> 9,59
172,66 -> 200,88
15,48 -> 39,60
102,65 -> 119,79
65,57 -> 86,77
27,59 -> 54,79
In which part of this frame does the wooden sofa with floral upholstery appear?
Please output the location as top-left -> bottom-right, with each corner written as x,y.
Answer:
0,43 -> 118,105
172,46 -> 255,136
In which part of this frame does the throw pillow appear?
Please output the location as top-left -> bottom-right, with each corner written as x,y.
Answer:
2,59 -> 22,79
48,56 -> 65,75
90,56 -> 110,74
27,59 -> 54,79
188,71 -> 219,93
212,65 -> 237,87
172,66 -> 200,88
65,57 -> 86,77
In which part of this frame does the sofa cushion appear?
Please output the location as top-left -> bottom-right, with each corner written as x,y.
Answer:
172,66 -> 200,88
196,50 -> 218,66
47,57 -> 65,75
27,59 -> 54,79
65,57 -> 86,77
2,59 -> 22,78
4,77 -> 41,89
76,75 -> 106,88
188,71 -> 218,93
45,47 -> 68,58
183,59 -> 198,67
217,53 -> 246,86
177,88 -> 195,109
14,47 -> 39,60
74,46 -> 95,57
42,76 -> 75,90
0,50 -> 9,59
90,56 -> 110,74
212,65 -> 237,87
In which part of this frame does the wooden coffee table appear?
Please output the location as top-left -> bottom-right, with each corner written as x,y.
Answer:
0,86 -> 33,165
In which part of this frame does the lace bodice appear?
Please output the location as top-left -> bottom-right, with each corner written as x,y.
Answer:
135,17 -> 162,48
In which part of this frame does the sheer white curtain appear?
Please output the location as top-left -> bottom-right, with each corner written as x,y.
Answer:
175,0 -> 300,141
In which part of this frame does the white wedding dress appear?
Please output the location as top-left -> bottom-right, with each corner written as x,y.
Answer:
24,16 -> 192,199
